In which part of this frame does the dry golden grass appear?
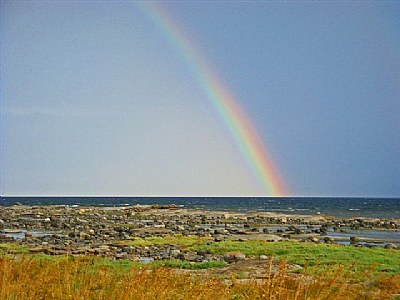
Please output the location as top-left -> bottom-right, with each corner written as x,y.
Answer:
1,255 -> 398,300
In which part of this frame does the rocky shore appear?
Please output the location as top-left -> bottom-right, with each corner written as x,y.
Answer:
0,204 -> 399,262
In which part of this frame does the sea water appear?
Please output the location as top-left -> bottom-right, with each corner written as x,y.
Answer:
1,197 -> 399,219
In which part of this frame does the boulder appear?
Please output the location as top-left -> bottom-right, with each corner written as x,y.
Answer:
223,251 -> 246,263
350,236 -> 360,244
385,243 -> 396,249
177,251 -> 198,262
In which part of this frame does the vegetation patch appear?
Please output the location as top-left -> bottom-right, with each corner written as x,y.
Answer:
1,255 -> 399,300
150,259 -> 227,270
129,234 -> 213,248
194,240 -> 400,277
0,243 -> 28,255
94,257 -> 226,270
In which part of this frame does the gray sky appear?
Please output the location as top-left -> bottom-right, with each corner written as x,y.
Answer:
1,1 -> 399,197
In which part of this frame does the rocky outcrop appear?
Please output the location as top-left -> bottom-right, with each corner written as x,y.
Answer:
0,204 -> 398,262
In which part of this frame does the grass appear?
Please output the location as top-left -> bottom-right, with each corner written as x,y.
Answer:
0,250 -> 226,271
1,254 -> 399,299
105,235 -> 400,278
0,243 -> 28,255
1,238 -> 399,298
128,234 -> 213,248
96,257 -> 227,270
2,238 -> 399,278
125,235 -> 400,277
193,240 -> 400,277
151,259 -> 227,269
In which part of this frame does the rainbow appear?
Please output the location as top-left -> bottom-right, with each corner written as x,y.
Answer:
138,3 -> 287,196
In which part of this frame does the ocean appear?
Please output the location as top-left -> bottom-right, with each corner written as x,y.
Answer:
1,197 -> 399,219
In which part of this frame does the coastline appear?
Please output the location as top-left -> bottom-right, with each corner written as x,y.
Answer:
1,204 -> 399,262
1,196 -> 399,219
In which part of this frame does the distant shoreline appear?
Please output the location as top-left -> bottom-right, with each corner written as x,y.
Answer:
1,196 -> 399,219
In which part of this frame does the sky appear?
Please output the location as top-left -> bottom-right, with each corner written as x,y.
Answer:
1,1 -> 399,197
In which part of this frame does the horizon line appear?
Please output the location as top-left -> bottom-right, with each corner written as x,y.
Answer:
1,195 -> 399,199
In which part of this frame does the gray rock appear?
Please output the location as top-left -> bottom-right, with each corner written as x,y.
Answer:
138,257 -> 154,264
385,243 -> 396,249
178,251 -> 198,262
223,252 -> 246,262
115,252 -> 128,259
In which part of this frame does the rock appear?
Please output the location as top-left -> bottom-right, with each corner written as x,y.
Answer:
170,249 -> 181,258
309,237 -> 319,243
29,247 -> 45,253
177,251 -> 198,262
323,237 -> 333,244
115,252 -> 128,259
259,255 -> 269,260
4,229 -> 22,234
45,248 -> 67,255
138,257 -> 154,264
350,236 -> 360,244
223,251 -> 246,263
385,243 -> 396,249
320,227 -> 328,234
197,249 -> 210,256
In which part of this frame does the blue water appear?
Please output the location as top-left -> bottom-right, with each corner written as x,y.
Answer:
1,197 -> 399,219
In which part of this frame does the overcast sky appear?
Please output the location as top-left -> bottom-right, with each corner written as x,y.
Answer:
1,1 -> 399,197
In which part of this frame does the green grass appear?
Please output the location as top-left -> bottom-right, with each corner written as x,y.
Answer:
127,235 -> 400,277
0,243 -> 28,255
129,234 -> 213,248
151,259 -> 227,269
2,237 -> 399,279
194,240 -> 400,277
92,256 -> 226,270
0,246 -> 226,271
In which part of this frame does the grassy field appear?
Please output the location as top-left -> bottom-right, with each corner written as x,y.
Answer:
127,235 -> 400,278
194,240 -> 400,277
1,254 -> 399,300
1,239 -> 399,299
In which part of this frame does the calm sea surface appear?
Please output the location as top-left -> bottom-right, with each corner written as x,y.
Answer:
1,197 -> 399,219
